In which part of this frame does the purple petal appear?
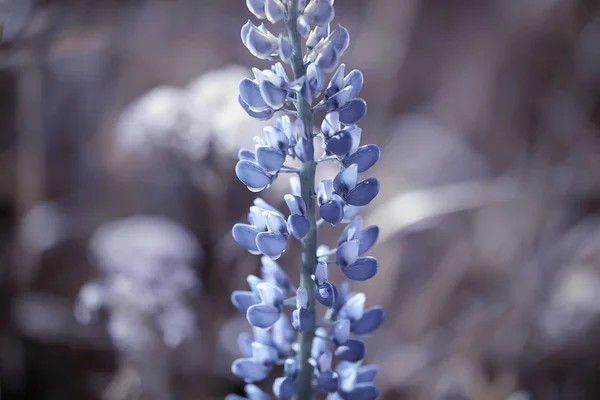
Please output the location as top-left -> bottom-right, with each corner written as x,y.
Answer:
338,98 -> 367,125
356,365 -> 379,383
256,146 -> 286,173
264,126 -> 289,151
256,282 -> 284,307
244,25 -> 278,59
317,370 -> 339,393
238,148 -> 256,161
256,232 -> 288,258
287,214 -> 310,240
342,69 -> 364,99
251,341 -> 278,365
307,62 -> 325,94
319,200 -> 343,225
231,357 -> 270,382
315,282 -> 337,308
321,111 -> 341,138
245,384 -> 271,400
342,144 -> 380,173
341,257 -> 379,282
265,0 -> 285,23
232,223 -> 260,252
314,43 -> 339,72
231,290 -> 260,313
261,256 -> 292,290
358,225 -> 379,255
336,239 -> 360,267
237,332 -> 254,357
331,318 -> 350,344
238,95 -> 275,120
314,261 -> 328,286
335,339 -> 366,362
273,376 -> 297,400
351,306 -> 385,336
317,179 -> 334,204
259,80 -> 287,110
236,160 -> 273,191
291,308 -> 314,332
303,0 -> 335,26
343,177 -> 380,206
337,216 -> 362,245
284,194 -> 306,216
264,211 -> 289,235
326,85 -> 354,110
246,0 -> 266,18
294,137 -> 314,162
325,64 -> 346,98
247,304 -> 281,328
239,78 -> 268,109
333,164 -> 358,195
278,34 -> 293,63
296,286 -> 309,309
325,131 -> 353,156
328,25 -> 350,56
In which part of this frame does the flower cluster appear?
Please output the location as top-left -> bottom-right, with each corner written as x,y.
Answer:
229,1 -> 384,399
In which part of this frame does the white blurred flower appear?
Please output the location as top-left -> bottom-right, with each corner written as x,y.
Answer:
75,215 -> 201,350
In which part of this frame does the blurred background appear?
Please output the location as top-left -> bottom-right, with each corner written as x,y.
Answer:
2,0 -> 600,399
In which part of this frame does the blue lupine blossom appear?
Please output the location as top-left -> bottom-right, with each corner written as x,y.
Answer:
229,0 -> 384,399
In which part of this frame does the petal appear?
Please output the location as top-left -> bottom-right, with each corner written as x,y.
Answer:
247,274 -> 266,295
237,332 -> 254,357
287,214 -> 310,240
265,0 -> 286,23
261,256 -> 292,290
264,125 -> 289,151
238,94 -> 275,120
339,292 -> 366,321
294,137 -> 314,163
246,0 -> 267,19
239,78 -> 268,110
351,306 -> 385,336
336,239 -> 360,267
338,98 -> 367,125
256,232 -> 288,258
278,34 -> 293,63
284,194 -> 306,216
341,257 -> 379,282
325,131 -> 354,157
358,225 -> 379,255
340,384 -> 379,400
311,327 -> 329,358
256,145 -> 286,173
271,314 -> 294,354
342,144 -> 380,173
321,111 -> 341,138
315,282 -> 337,308
244,24 -> 278,59
333,164 -> 358,195
254,197 -> 282,214
325,63 -> 346,98
314,260 -> 328,286
232,223 -> 261,252
314,43 -> 340,72
297,14 -> 310,38
342,204 -> 361,223
328,25 -> 350,56
251,341 -> 279,365
291,308 -> 314,332
245,384 -> 271,400
338,216 -> 363,245
231,357 -> 270,382
316,350 -> 332,372
335,339 -> 366,363
356,365 -> 379,383
284,358 -> 297,378
225,394 -> 246,400
236,160 -> 273,191
231,290 -> 260,313
273,376 -> 297,400
319,200 -> 344,225
331,318 -> 350,344
256,282 -> 284,307
326,85 -> 354,110
259,80 -> 287,109
317,179 -> 334,204
317,370 -> 339,393
238,148 -> 256,161
343,177 -> 380,206
247,304 -> 281,328
296,286 -> 309,309
342,69 -> 363,99
307,62 -> 325,94
304,0 -> 335,26
264,211 -> 289,235
307,24 -> 330,49
290,175 -> 302,197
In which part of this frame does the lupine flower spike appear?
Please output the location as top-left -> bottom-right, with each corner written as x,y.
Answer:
229,0 -> 383,399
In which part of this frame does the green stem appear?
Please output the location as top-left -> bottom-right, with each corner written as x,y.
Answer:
286,2 -> 316,399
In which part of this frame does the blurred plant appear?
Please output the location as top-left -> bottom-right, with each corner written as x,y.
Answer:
74,215 -> 201,399
228,1 -> 383,399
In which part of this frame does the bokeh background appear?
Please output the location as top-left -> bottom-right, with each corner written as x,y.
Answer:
2,0 -> 600,399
